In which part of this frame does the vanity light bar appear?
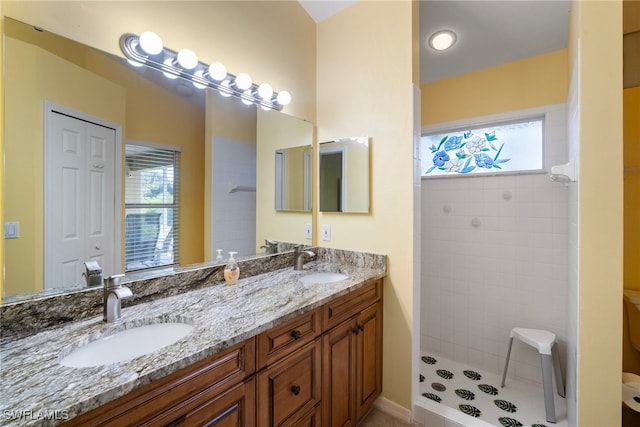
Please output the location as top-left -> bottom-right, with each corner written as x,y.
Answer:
119,32 -> 291,111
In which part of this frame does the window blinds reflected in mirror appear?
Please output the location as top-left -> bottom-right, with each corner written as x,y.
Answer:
125,142 -> 180,272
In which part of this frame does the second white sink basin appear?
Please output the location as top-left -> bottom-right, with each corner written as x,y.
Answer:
299,272 -> 349,285
60,322 -> 194,368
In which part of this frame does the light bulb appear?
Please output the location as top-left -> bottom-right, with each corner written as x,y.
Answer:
428,30 -> 457,51
193,70 -> 206,89
241,90 -> 254,105
208,62 -> 227,81
139,31 -> 163,55
276,91 -> 291,106
257,83 -> 273,100
177,48 -> 198,70
235,73 -> 252,90
219,80 -> 232,97
163,58 -> 178,79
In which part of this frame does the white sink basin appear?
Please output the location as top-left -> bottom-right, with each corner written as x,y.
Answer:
299,272 -> 349,285
60,322 -> 194,368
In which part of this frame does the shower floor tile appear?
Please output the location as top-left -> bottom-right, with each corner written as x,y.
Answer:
418,352 -> 568,427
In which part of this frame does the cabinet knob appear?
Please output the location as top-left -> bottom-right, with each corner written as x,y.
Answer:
358,325 -> 364,332
291,385 -> 301,396
352,327 -> 359,335
291,329 -> 301,340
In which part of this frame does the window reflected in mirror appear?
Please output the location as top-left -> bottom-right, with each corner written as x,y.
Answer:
124,143 -> 180,272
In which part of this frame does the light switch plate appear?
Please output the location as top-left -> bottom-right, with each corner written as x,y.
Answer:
322,224 -> 331,241
304,223 -> 312,239
4,221 -> 19,239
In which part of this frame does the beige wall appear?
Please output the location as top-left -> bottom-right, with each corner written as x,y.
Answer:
569,0 -> 624,425
422,49 -> 568,125
317,0 -> 415,408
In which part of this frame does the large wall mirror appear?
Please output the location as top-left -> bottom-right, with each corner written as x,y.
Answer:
2,17 -> 313,302
319,137 -> 370,213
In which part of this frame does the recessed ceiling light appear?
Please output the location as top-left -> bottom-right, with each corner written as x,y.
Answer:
428,30 -> 457,51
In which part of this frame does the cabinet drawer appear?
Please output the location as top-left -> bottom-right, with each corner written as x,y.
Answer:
257,308 -> 321,369
322,279 -> 382,330
257,339 -> 322,427
162,377 -> 256,427
63,338 -> 256,426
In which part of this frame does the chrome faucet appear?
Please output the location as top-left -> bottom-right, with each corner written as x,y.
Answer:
103,274 -> 132,323
260,239 -> 278,254
293,246 -> 316,271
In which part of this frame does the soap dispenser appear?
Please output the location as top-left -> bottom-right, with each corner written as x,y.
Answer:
224,252 -> 240,285
215,249 -> 224,262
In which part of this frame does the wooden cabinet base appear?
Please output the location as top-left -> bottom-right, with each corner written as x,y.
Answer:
63,279 -> 383,427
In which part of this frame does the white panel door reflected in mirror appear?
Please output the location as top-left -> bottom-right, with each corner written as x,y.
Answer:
319,137 -> 370,213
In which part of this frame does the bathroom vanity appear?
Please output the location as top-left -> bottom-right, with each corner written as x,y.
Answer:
0,249 -> 385,426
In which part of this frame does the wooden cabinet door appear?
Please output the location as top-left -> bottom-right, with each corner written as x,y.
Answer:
257,339 -> 322,427
354,302 -> 382,420
322,318 -> 356,427
168,378 -> 255,427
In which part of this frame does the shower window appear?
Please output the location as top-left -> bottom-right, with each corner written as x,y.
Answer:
421,117 -> 544,177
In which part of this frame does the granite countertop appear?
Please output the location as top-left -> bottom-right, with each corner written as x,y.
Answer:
0,258 -> 385,426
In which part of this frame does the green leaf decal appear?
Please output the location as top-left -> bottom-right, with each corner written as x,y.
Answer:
437,136 -> 448,150
455,389 -> 475,400
419,374 -> 425,382
436,369 -> 454,380
422,392 -> 441,403
421,356 -> 437,365
498,417 -> 523,427
478,384 -> 499,395
485,131 -> 498,141
494,399 -> 518,413
463,370 -> 482,380
459,404 -> 482,418
494,143 -> 504,161
531,424 -> 547,427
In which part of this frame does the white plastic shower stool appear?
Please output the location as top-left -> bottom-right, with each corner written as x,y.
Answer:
500,327 -> 566,423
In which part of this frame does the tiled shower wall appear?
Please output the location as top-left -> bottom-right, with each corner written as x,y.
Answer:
420,105 -> 569,385
212,136 -> 257,258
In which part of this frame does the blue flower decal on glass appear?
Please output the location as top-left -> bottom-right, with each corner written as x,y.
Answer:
474,153 -> 494,168
444,136 -> 463,151
433,151 -> 450,167
423,126 -> 513,175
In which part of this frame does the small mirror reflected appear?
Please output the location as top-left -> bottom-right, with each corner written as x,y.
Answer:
319,137 -> 370,213
274,145 -> 312,212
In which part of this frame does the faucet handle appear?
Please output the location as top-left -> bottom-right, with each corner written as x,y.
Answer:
104,274 -> 125,289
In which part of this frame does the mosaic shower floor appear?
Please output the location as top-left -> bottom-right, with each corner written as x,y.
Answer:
418,352 -> 567,427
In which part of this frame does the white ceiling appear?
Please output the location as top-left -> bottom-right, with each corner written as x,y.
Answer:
299,0 -> 570,84
298,0 -> 358,23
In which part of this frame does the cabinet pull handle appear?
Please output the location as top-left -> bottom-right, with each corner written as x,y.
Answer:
358,325 -> 364,332
352,327 -> 359,335
291,385 -> 301,396
291,329 -> 301,340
